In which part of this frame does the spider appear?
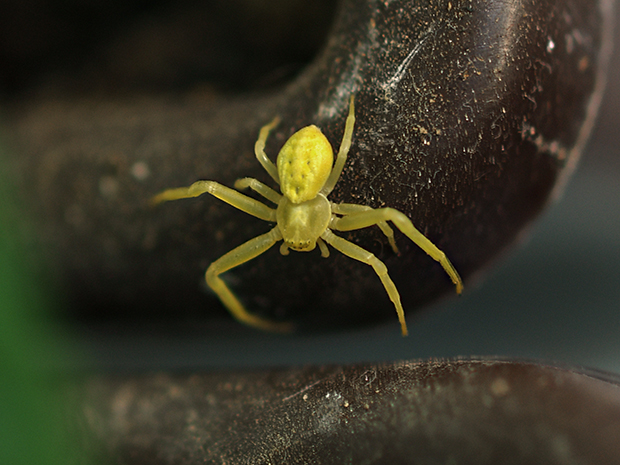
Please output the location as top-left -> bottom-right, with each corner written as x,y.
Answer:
151,96 -> 462,336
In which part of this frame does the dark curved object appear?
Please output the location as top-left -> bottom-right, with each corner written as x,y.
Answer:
78,359 -> 620,464
6,0 -> 613,332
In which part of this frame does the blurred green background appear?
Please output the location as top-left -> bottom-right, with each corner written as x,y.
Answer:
0,146 -> 85,465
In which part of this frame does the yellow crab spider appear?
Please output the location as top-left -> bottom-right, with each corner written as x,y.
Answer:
151,96 -> 463,336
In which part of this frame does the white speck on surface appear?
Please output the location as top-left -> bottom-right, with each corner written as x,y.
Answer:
490,377 -> 510,397
282,378 -> 322,402
131,161 -> 151,181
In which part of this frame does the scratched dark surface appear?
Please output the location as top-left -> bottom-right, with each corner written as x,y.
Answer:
77,360 -> 620,465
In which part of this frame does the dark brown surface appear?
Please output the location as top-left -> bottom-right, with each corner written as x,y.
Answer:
78,359 -> 620,464
3,0 -> 613,333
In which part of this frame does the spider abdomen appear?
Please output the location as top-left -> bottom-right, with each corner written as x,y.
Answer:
276,125 -> 333,204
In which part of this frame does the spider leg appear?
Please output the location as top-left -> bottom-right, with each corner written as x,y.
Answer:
330,207 -> 463,293
206,226 -> 294,332
151,180 -> 276,222
321,229 -> 408,336
279,242 -> 290,256
331,203 -> 398,254
255,117 -> 281,185
316,237 -> 330,258
321,95 -> 355,196
234,177 -> 282,205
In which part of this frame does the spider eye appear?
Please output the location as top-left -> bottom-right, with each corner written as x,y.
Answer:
288,240 -> 316,252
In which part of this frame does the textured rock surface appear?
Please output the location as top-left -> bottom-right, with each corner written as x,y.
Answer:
78,359 -> 620,464
4,0 -> 614,331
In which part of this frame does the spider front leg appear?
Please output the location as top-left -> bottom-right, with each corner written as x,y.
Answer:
151,180 -> 276,222
331,207 -> 463,293
254,117 -> 280,185
331,203 -> 398,254
321,229 -> 408,336
321,95 -> 355,196
234,177 -> 282,205
206,227 -> 294,332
